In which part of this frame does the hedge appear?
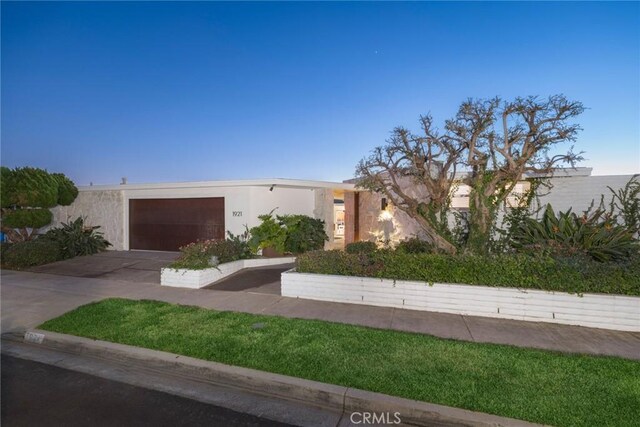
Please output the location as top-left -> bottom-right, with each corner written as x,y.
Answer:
9,167 -> 59,208
295,250 -> 640,296
1,239 -> 63,269
2,209 -> 53,229
52,173 -> 79,206
0,167 -> 79,209
0,166 -> 15,208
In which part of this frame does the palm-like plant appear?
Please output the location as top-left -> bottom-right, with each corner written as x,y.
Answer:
512,204 -> 637,262
43,217 -> 111,258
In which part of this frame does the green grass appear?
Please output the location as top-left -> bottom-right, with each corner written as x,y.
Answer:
39,298 -> 640,427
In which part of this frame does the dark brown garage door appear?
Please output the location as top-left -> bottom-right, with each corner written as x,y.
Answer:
129,198 -> 225,251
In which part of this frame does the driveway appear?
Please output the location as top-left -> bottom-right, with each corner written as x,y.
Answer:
206,264 -> 294,295
28,251 -> 178,284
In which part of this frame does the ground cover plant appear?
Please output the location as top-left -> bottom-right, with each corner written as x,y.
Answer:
40,298 -> 640,427
296,250 -> 640,296
1,238 -> 64,269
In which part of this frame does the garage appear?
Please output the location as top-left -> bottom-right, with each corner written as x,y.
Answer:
129,198 -> 225,251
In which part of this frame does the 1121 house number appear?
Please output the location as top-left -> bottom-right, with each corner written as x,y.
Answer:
233,211 -> 243,217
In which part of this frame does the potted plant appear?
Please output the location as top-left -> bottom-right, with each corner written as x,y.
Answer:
249,210 -> 328,257
248,211 -> 287,257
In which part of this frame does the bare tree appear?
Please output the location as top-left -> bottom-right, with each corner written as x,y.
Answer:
356,116 -> 464,254
356,95 -> 585,254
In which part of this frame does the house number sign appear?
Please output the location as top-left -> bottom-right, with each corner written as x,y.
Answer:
233,211 -> 243,217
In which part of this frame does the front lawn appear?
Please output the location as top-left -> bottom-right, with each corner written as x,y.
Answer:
39,298 -> 640,427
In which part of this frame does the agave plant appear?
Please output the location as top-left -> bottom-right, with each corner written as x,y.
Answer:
43,217 -> 111,258
512,204 -> 637,262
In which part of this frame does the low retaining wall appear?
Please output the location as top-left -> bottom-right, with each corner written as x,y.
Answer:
162,257 -> 296,289
281,271 -> 640,332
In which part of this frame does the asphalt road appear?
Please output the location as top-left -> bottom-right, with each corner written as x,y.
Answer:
1,355 -> 293,427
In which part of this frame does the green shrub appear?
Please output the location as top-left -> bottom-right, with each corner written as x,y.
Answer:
606,174 -> 640,239
1,168 -> 78,242
280,215 -> 327,254
512,204 -> 637,262
0,242 -> 12,258
2,209 -> 53,229
169,235 -> 253,270
9,167 -> 59,208
225,229 -> 253,260
297,249 -> 385,277
43,217 -> 111,258
169,240 -> 217,270
249,211 -> 287,253
210,239 -> 252,263
345,241 -> 377,254
249,211 -> 328,254
52,173 -> 79,206
395,237 -> 435,254
2,238 -> 63,269
0,166 -> 16,208
295,250 -> 640,296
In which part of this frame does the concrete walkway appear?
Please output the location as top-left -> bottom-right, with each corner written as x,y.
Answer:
2,269 -> 639,360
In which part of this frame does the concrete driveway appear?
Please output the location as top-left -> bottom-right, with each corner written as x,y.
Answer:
206,264 -> 294,295
28,251 -> 178,284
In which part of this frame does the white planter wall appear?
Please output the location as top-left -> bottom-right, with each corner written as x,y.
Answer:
162,257 -> 296,289
281,271 -> 640,332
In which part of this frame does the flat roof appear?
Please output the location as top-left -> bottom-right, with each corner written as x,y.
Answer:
79,178 -> 357,192
344,167 -> 595,184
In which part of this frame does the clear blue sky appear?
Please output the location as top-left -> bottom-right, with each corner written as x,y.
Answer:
2,1 -> 639,185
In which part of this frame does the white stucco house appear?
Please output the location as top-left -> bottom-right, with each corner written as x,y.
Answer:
50,178 -> 356,251
49,168 -> 637,251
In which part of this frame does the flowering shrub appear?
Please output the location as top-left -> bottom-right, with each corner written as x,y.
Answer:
169,233 -> 253,270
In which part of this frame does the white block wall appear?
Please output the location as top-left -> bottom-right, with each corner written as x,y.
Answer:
49,190 -> 126,250
281,271 -> 640,332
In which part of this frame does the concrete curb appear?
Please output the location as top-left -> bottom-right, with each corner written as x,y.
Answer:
12,329 -> 544,427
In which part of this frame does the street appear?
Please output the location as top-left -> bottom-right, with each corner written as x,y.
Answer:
1,355 -> 292,427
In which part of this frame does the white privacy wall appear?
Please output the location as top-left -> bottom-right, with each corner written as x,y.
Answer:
539,174 -> 636,213
248,186 -> 316,224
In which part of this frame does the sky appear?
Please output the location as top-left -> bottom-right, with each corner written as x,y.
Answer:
2,1 -> 639,186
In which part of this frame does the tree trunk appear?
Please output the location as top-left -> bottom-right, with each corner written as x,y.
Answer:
412,214 -> 457,255
467,192 -> 495,254
1,226 -> 33,243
